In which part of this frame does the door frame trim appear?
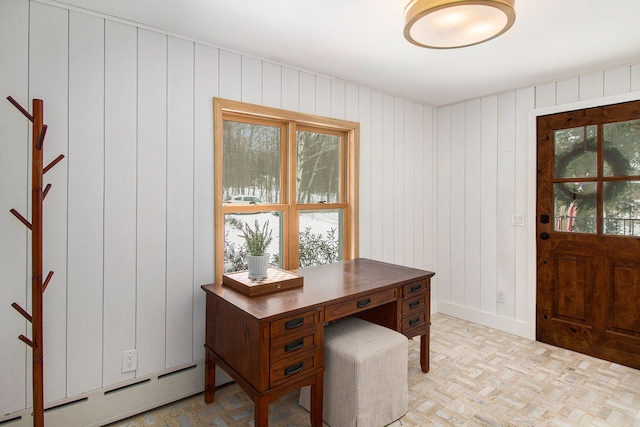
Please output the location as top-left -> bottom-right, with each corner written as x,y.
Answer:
526,90 -> 640,340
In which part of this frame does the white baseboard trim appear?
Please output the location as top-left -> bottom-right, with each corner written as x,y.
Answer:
0,362 -> 232,427
437,302 -> 535,340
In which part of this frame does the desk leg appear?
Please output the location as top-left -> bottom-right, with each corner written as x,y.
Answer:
310,370 -> 323,427
204,350 -> 216,403
420,334 -> 429,373
254,395 -> 269,427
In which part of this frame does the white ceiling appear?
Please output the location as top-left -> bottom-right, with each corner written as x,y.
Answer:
52,0 -> 640,106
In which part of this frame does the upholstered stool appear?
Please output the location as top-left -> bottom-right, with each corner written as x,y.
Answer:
299,317 -> 408,427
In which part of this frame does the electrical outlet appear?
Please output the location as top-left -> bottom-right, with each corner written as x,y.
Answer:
122,349 -> 137,373
496,291 -> 505,304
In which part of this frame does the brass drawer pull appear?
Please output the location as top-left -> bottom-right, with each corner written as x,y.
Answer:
409,300 -> 421,309
409,284 -> 422,293
284,339 -> 304,352
284,362 -> 304,376
409,317 -> 420,326
357,298 -> 371,308
285,317 -> 304,330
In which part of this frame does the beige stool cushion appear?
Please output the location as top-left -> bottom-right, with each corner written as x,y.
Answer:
299,317 -> 408,427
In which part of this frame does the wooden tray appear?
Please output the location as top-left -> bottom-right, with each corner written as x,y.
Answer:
222,268 -> 303,296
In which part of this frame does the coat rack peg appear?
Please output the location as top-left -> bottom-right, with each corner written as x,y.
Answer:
42,271 -> 54,292
19,335 -> 35,348
11,302 -> 33,323
6,96 -> 34,122
43,183 -> 52,200
10,208 -> 33,230
43,154 -> 65,175
35,125 -> 48,150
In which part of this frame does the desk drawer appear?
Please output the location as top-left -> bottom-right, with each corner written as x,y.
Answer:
271,332 -> 318,362
270,351 -> 318,387
402,294 -> 427,315
270,310 -> 320,338
402,280 -> 428,299
401,312 -> 427,335
324,288 -> 397,322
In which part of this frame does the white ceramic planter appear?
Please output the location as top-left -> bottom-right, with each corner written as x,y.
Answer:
247,254 -> 269,279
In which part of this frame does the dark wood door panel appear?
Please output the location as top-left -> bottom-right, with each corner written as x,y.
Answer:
537,100 -> 640,370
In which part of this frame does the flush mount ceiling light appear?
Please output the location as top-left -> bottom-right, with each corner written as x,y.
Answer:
404,0 -> 516,49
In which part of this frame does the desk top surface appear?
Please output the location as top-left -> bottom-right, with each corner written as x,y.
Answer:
202,258 -> 435,320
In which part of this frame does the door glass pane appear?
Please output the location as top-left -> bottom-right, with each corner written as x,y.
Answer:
299,210 -> 343,267
603,119 -> 640,177
223,212 -> 281,273
554,125 -> 597,179
296,131 -> 340,204
223,120 -> 281,203
604,181 -> 640,236
554,183 -> 596,233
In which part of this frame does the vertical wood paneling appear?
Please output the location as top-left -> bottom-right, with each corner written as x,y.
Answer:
103,20 -> 138,387
449,103 -> 466,305
0,0 -> 29,415
412,104 -> 425,269
136,29 -> 168,376
369,91 -> 384,261
403,101 -> 415,265
241,55 -> 262,105
166,36 -> 195,368
381,94 -> 395,262
219,50 -> 241,101
604,66 -> 631,96
262,62 -> 281,108
535,82 -> 556,108
331,80 -> 346,120
315,76 -> 331,117
557,78 -> 579,105
29,1 -> 69,404
193,43 -> 218,361
423,106 -> 435,272
496,92 -> 516,318
393,98 -> 405,265
480,95 -> 498,313
464,99 -> 482,311
437,107 -> 452,301
514,88 -> 534,322
67,11 -> 105,396
632,64 -> 640,91
281,66 -> 299,112
358,88 -> 372,258
345,84 -> 359,122
299,72 -> 316,114
580,71 -> 604,101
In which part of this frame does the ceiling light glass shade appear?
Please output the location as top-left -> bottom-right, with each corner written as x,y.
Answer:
404,0 -> 516,49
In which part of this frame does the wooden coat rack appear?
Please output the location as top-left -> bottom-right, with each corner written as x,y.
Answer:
7,96 -> 64,427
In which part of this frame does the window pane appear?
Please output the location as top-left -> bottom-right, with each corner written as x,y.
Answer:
554,125 -> 597,179
603,119 -> 640,177
223,212 -> 281,273
223,120 -> 281,203
604,181 -> 640,236
299,210 -> 343,267
554,183 -> 596,233
297,131 -> 340,204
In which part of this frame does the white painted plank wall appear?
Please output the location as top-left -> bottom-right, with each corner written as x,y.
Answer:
436,63 -> 640,336
0,0 -> 436,417
67,10 -> 105,396
29,1 -> 69,405
0,0 -> 29,413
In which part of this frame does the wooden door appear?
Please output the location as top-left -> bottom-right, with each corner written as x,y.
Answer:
536,100 -> 640,369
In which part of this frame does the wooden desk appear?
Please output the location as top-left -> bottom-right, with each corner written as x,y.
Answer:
202,258 -> 435,427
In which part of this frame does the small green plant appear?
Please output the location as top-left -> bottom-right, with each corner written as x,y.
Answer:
239,220 -> 273,256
